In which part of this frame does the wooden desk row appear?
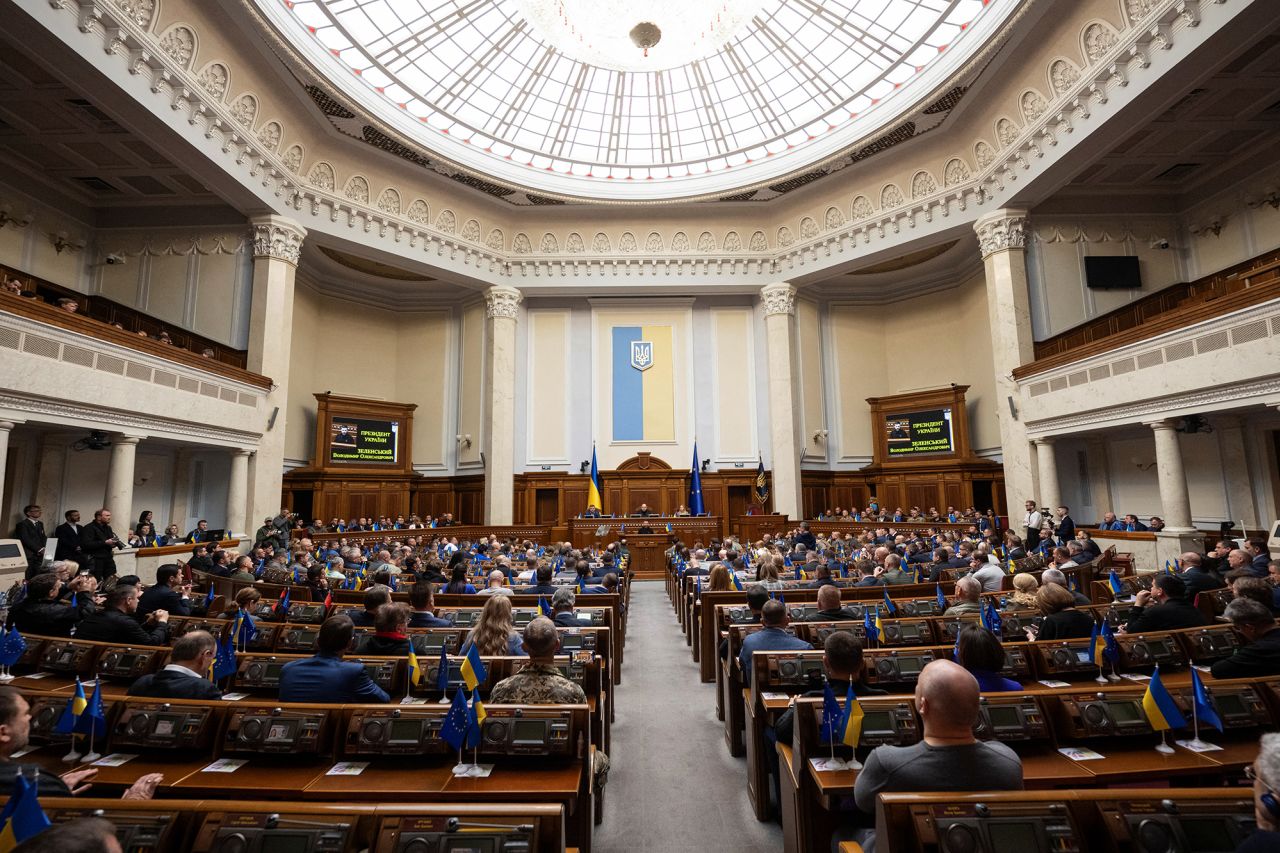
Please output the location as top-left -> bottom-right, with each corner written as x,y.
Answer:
778,678 -> 1267,853
17,691 -> 597,851
39,797 -> 568,853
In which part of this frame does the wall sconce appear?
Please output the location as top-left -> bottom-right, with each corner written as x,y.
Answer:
455,433 -> 472,449
812,428 -> 829,443
0,206 -> 32,229
50,231 -> 85,254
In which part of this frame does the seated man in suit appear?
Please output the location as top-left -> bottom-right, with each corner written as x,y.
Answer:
1121,574 -> 1208,634
408,581 -> 453,627
574,560 -> 608,593
350,587 -> 391,627
1121,514 -> 1148,532
551,587 -> 591,627
128,631 -> 222,700
881,553 -> 914,585
522,564 -> 558,596
185,519 -> 211,544
738,600 -> 813,676
632,503 -> 654,517
74,585 -> 168,646
805,585 -> 859,622
943,577 -> 983,617
1178,551 -> 1226,601
1098,511 -> 1123,531
1211,598 -> 1280,680
774,629 -> 884,744
8,572 -> 96,637
582,505 -> 602,518
278,615 -> 390,703
136,564 -> 192,620
806,563 -> 839,589
362,603 -> 412,656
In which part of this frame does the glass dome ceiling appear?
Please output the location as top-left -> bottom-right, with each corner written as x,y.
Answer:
259,0 -> 1018,201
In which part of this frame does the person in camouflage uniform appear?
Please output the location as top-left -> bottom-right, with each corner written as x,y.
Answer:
489,617 -> 585,704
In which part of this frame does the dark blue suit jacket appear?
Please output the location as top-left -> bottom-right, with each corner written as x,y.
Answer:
278,653 -> 389,703
1056,516 -> 1076,545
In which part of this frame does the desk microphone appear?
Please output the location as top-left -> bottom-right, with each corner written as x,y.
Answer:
446,818 -> 534,833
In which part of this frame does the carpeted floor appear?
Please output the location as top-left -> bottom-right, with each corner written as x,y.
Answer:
592,581 -> 784,852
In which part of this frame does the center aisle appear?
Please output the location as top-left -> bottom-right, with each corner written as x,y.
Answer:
593,581 -> 784,853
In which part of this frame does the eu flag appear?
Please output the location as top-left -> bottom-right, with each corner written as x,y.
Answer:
935,584 -> 947,611
436,646 -> 450,694
688,442 -> 705,516
213,634 -> 238,680
0,775 -> 49,847
203,586 -> 216,611
863,608 -> 879,646
1191,669 -> 1223,732
76,680 -> 106,737
0,629 -> 27,667
440,688 -> 469,750
819,682 -> 841,745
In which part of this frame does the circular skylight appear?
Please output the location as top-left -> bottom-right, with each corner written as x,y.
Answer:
259,0 -> 1017,200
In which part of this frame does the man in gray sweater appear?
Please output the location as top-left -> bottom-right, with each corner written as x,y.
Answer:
844,659 -> 1024,852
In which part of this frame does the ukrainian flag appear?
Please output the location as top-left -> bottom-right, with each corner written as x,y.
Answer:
611,325 -> 674,441
461,644 -> 487,692
0,775 -> 49,848
1142,666 -> 1186,731
837,682 -> 864,747
71,678 -> 87,717
408,648 -> 422,686
587,446 -> 603,513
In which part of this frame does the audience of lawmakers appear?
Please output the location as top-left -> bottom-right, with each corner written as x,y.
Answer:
278,616 -> 390,703
127,631 -> 222,700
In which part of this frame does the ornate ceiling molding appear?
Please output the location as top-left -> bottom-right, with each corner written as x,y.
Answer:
38,0 -> 1237,288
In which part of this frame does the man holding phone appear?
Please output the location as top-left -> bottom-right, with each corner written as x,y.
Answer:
80,508 -> 125,581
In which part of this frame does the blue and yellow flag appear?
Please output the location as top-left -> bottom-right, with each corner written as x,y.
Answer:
837,682 -> 864,747
71,677 -> 87,717
587,446 -> 603,513
466,691 -> 487,749
881,588 -> 896,616
611,326 -> 674,442
819,682 -> 842,745
440,688 -> 468,750
730,571 -> 744,591
1191,668 -> 1223,732
408,647 -> 422,686
864,607 -> 879,646
1109,570 -> 1124,597
1142,666 -> 1186,731
0,774 -> 49,849
461,644 -> 487,692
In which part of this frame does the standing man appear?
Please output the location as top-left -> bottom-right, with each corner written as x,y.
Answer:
53,509 -> 83,562
1054,506 -> 1075,546
13,505 -> 45,578
1022,500 -> 1043,550
80,508 -> 124,581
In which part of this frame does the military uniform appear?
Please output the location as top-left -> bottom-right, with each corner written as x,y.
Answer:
489,664 -> 586,704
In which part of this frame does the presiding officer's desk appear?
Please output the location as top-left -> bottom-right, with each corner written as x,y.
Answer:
38,797 -> 568,852
779,675 -> 1276,853
18,690 -> 596,851
875,788 -> 1256,853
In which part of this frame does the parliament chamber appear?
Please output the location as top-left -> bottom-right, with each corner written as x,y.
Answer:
2,0 -> 1280,849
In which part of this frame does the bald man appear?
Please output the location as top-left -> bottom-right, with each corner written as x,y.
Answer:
846,660 -> 1023,852
805,586 -> 859,622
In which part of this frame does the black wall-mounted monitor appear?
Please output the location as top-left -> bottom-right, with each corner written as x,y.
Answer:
1085,255 -> 1142,290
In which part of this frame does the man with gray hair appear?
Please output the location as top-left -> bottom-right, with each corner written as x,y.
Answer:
127,630 -> 222,700
551,587 -> 588,627
1245,733 -> 1280,850
1041,568 -> 1090,606
943,577 -> 983,617
844,660 -> 1023,852
1211,598 -> 1280,680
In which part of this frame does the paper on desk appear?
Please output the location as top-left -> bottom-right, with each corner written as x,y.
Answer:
1176,739 -> 1223,753
464,763 -> 494,778
1119,673 -> 1151,682
21,672 -> 49,680
1037,679 -> 1071,688
202,758 -> 247,773
326,762 -> 369,776
400,697 -> 428,705
760,691 -> 788,701
1192,665 -> 1211,673
10,747 -> 38,758
1058,747 -> 1106,761
91,753 -> 138,767
220,692 -> 249,701
810,757 -> 858,772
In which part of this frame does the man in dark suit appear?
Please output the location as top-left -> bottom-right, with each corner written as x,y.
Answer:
551,588 -> 590,627
53,510 -> 83,563
13,505 -> 45,578
1121,575 -> 1208,634
74,585 -> 169,645
127,631 -> 221,700
408,581 -> 452,628
350,588 -> 391,627
522,564 -> 558,596
278,615 -> 389,703
7,572 -> 95,637
737,600 -> 812,676
137,564 -> 192,620
79,508 -> 124,581
1053,506 -> 1076,546
804,586 -> 859,622
793,522 -> 817,551
632,503 -> 654,517
185,519 -> 210,544
1178,552 -> 1225,601
1211,598 -> 1280,680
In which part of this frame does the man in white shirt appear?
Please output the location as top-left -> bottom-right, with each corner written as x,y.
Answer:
1022,500 -> 1043,548
478,569 -> 514,596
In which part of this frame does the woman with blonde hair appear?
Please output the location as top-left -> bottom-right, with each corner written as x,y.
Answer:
460,594 -> 525,656
706,564 -> 732,592
1006,572 -> 1039,611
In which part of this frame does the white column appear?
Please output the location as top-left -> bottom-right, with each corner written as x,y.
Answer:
1085,436 -> 1113,520
975,209 -> 1036,515
1034,437 -> 1060,512
761,283 -> 804,519
0,420 -> 21,522
104,434 -> 142,526
246,215 -> 305,527
31,433 -> 67,519
482,285 -> 521,525
169,447 -> 193,532
226,449 -> 252,537
1147,419 -> 1193,532
1216,415 -> 1258,531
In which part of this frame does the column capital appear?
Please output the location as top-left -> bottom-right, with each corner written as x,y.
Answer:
1144,418 -> 1178,432
760,283 -> 797,317
484,285 -> 522,320
973,208 -> 1029,259
1033,436 -> 1056,447
231,448 -> 254,459
111,433 -> 144,446
0,419 -> 22,432
249,215 -> 307,265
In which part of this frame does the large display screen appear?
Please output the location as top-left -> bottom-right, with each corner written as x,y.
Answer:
328,417 -> 399,464
885,408 -> 954,457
